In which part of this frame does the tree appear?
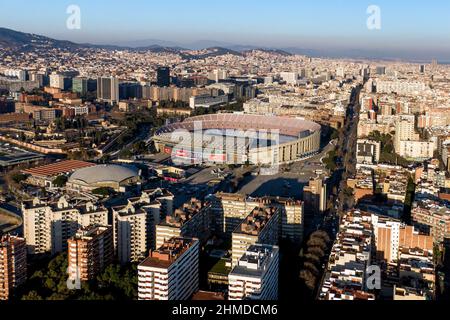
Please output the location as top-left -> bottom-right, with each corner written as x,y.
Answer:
323,150 -> 338,172
132,141 -> 148,155
304,253 -> 321,265
21,291 -> 43,301
310,230 -> 331,243
307,246 -> 325,258
92,187 -> 114,197
11,173 -> 28,184
52,175 -> 68,188
299,270 -> 317,290
18,254 -> 138,301
307,238 -> 328,251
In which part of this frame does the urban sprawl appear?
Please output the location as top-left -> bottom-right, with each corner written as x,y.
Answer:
1,38 -> 450,301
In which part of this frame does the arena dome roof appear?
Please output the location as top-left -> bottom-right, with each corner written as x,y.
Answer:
69,165 -> 139,185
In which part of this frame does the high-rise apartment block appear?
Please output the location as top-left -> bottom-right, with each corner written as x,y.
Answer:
138,237 -> 199,300
303,177 -> 328,216
228,244 -> 279,300
0,235 -> 27,300
395,115 -> 417,151
155,198 -> 211,249
112,189 -> 174,264
211,193 -> 303,244
22,196 -> 108,254
68,226 -> 114,281
49,72 -> 65,90
72,77 -> 95,96
231,206 -> 280,267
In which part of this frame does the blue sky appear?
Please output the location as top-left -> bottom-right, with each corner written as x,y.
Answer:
1,0 -> 450,54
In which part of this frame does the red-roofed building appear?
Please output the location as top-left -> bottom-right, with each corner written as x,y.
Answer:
22,160 -> 95,188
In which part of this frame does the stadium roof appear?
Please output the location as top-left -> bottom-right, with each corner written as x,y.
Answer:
155,114 -> 321,138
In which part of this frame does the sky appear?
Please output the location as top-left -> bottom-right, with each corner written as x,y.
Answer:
1,0 -> 450,59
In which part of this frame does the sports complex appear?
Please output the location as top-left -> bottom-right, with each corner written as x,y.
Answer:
153,114 -> 321,165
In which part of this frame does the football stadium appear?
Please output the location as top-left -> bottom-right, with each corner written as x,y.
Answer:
153,114 -> 321,165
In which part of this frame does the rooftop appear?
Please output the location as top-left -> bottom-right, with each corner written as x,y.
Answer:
22,160 -> 94,177
68,164 -> 140,185
236,206 -> 278,236
139,237 -> 198,269
230,244 -> 279,277
163,198 -> 203,227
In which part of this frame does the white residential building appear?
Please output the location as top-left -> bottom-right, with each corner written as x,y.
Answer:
22,196 -> 108,255
376,80 -> 429,95
112,189 -> 174,264
357,139 -> 381,164
138,237 -> 199,300
398,140 -> 435,160
279,72 -> 299,85
228,244 -> 279,300
371,215 -> 401,262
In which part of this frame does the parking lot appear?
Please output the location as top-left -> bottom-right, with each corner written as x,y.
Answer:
237,142 -> 332,199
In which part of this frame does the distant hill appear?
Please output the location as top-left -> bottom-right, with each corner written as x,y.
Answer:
0,27 -> 181,53
0,28 -> 283,58
0,27 -> 79,49
1,27 -> 445,62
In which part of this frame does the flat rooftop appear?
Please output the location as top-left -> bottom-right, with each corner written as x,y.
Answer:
0,144 -> 43,167
230,244 -> 279,277
139,237 -> 198,269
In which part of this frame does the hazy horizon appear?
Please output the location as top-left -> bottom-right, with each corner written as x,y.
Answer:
1,0 -> 450,61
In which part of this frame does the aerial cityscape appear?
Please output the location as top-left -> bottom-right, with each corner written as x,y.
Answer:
1,1 -> 450,311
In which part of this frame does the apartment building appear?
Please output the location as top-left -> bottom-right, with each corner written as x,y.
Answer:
399,140 -> 435,160
212,193 -> 304,243
394,247 -> 435,300
112,189 -> 174,264
113,204 -> 147,264
395,114 -> 418,151
412,199 -> 450,243
394,114 -> 436,160
376,80 -> 429,95
155,198 -> 210,250
372,215 -> 433,262
231,206 -> 280,267
67,226 -> 113,282
274,198 -> 304,243
22,196 -> 108,254
320,210 -> 376,301
228,244 -> 279,300
49,72 -> 66,90
357,139 -> 381,164
0,235 -> 27,300
303,177 -> 327,216
138,237 -> 199,300
213,193 -> 248,236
